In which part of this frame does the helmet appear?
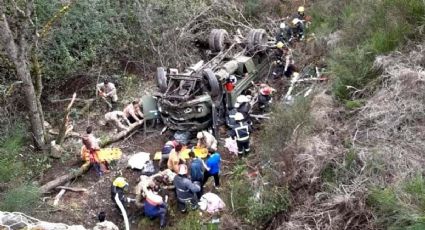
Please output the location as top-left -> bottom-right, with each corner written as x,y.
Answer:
178,164 -> 188,175
279,22 -> 286,29
292,18 -> 301,26
234,112 -> 244,121
276,42 -> 284,49
236,95 -> 250,103
260,87 -> 272,96
298,6 -> 305,13
197,132 -> 204,139
113,177 -> 128,188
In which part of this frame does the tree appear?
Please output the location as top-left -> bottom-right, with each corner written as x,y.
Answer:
0,0 -> 46,149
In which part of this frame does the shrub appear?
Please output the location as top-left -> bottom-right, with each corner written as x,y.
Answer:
0,125 -> 26,182
0,184 -> 41,213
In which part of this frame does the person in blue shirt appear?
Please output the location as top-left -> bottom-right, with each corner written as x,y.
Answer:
144,184 -> 167,229
202,150 -> 221,188
189,151 -> 204,199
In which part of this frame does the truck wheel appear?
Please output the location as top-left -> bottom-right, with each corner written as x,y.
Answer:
214,29 -> 229,52
156,67 -> 167,93
209,29 -> 229,52
209,29 -> 219,52
247,29 -> 257,52
203,68 -> 221,103
254,29 -> 267,52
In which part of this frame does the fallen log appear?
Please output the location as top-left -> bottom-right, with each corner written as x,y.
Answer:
56,186 -> 87,192
100,119 -> 144,147
53,182 -> 70,206
40,163 -> 90,193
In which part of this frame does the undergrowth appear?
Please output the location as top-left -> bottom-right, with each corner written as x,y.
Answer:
311,0 -> 425,100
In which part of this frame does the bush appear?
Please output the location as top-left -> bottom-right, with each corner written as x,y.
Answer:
0,125 -> 25,183
0,184 -> 41,213
312,0 -> 425,101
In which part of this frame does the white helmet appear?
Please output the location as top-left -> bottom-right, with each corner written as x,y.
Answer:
279,22 -> 286,29
178,164 -> 188,175
236,95 -> 250,103
197,131 -> 204,139
234,112 -> 244,121
292,18 -> 301,25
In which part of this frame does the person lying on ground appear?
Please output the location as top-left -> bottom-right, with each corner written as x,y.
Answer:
134,170 -> 175,207
174,164 -> 201,213
123,100 -> 143,124
104,110 -> 130,132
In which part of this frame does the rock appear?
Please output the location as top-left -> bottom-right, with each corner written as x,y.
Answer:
50,140 -> 64,159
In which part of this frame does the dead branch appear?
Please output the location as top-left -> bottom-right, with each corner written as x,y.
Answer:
56,93 -> 76,145
40,163 -> 90,193
100,120 -> 144,147
56,186 -> 88,192
53,182 -> 70,206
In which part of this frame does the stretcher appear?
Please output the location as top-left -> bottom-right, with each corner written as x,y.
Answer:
153,147 -> 208,160
81,146 -> 123,162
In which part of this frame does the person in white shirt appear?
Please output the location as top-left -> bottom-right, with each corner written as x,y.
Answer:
104,111 -> 130,132
97,79 -> 118,108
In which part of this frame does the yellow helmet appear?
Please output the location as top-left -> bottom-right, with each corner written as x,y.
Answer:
276,42 -> 284,49
113,177 -> 128,188
298,6 -> 305,13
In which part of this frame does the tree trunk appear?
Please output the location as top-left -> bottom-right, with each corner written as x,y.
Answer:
0,5 -> 46,149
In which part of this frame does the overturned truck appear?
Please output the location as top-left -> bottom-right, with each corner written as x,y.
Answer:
154,29 -> 272,134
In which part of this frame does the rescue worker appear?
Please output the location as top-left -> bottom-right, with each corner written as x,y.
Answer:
144,184 -> 167,229
93,211 -> 119,230
134,169 -> 176,208
173,164 -> 201,213
202,150 -> 221,189
273,42 -> 298,79
196,131 -> 218,152
104,110 -> 130,132
97,79 -> 118,108
81,126 -> 108,176
235,95 -> 251,124
258,84 -> 276,113
226,107 -> 238,129
123,100 -> 143,124
167,143 -> 185,174
292,18 -> 305,40
189,151 -> 205,199
111,177 -> 132,209
230,112 -> 252,157
276,22 -> 293,43
159,139 -> 179,169
295,6 -> 306,20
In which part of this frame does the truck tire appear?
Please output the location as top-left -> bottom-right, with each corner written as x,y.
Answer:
214,29 -> 229,52
209,29 -> 229,52
156,67 -> 167,93
247,29 -> 257,52
203,68 -> 221,102
254,29 -> 267,52
209,29 -> 219,52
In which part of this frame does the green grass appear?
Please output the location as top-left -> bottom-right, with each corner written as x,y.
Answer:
0,125 -> 26,182
311,0 -> 425,101
0,184 -> 41,213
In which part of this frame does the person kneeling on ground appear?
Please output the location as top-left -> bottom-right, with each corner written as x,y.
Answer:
93,211 -> 119,230
104,110 -> 131,132
196,131 -> 218,151
144,184 -> 167,229
202,149 -> 221,189
123,100 -> 143,124
174,164 -> 201,213
159,139 -> 179,169
167,143 -> 185,174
